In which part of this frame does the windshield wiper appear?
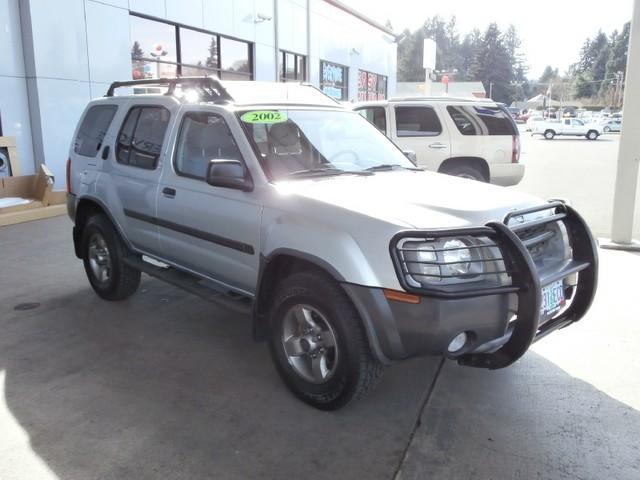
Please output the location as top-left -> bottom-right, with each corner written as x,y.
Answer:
364,164 -> 422,172
287,167 -> 347,178
287,167 -> 371,178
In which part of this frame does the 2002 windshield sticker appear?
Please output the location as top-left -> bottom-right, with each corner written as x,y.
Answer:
240,111 -> 288,124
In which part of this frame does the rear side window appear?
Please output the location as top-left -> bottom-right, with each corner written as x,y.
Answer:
116,106 -> 170,170
357,107 -> 387,133
447,106 -> 517,136
395,106 -> 442,137
174,112 -> 242,180
74,105 -> 117,157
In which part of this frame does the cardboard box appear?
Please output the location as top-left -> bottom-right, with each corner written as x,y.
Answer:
0,164 -> 67,226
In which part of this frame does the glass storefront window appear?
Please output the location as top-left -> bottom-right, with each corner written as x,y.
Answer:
130,15 -> 177,79
180,28 -> 218,70
280,51 -> 306,82
320,61 -> 348,100
129,14 -> 252,81
358,70 -> 387,101
220,37 -> 251,75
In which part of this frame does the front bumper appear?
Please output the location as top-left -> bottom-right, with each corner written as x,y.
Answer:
343,202 -> 598,368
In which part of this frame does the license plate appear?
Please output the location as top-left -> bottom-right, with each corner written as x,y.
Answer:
540,280 -> 566,319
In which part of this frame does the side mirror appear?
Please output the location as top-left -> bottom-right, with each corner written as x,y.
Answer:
403,150 -> 417,165
206,159 -> 253,192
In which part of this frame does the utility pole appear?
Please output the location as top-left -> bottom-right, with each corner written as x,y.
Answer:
489,81 -> 493,99
607,0 -> 640,249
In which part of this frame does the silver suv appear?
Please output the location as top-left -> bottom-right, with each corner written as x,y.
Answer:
67,77 -> 598,410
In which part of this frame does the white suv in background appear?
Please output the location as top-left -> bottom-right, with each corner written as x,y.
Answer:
354,98 -> 524,186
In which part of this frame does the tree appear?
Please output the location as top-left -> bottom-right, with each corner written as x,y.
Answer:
205,37 -> 218,69
131,41 -> 144,60
395,17 -> 528,102
458,29 -> 481,80
469,23 -> 513,103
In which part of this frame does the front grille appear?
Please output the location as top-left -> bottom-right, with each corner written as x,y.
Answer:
505,202 -> 573,278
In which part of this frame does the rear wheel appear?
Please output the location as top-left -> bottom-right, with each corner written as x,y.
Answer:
544,130 -> 555,140
586,130 -> 599,140
441,164 -> 487,182
603,126 -> 611,133
268,271 -> 382,410
81,214 -> 140,301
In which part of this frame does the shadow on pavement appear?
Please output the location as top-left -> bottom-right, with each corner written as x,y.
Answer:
0,214 -> 440,480
397,354 -> 640,480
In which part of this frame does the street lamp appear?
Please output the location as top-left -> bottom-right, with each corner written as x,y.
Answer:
150,43 -> 168,78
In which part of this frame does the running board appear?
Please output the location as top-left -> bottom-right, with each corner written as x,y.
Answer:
123,256 -> 252,315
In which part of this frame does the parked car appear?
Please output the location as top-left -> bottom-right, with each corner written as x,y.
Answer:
67,77 -> 598,410
353,97 -> 524,186
602,119 -> 622,132
506,106 -> 520,119
532,118 -> 602,140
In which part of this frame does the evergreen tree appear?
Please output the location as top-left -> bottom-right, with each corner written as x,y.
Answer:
469,23 -> 513,103
131,41 -> 144,60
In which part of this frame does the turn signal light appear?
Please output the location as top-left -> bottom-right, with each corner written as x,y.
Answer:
383,289 -> 421,304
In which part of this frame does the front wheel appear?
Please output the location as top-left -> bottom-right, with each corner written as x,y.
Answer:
586,130 -> 599,140
81,214 -> 141,301
603,126 -> 611,133
268,271 -> 382,410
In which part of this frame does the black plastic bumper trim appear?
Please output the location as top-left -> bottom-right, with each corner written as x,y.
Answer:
123,208 -> 255,255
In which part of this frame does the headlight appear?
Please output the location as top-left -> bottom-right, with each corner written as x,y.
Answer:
395,235 -> 509,289
442,239 -> 472,275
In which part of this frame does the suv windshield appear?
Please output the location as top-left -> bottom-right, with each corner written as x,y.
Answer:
239,109 -> 416,180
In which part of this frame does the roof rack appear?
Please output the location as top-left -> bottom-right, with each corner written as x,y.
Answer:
105,76 -> 234,103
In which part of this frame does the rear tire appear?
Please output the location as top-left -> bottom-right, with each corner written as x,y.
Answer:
603,126 -> 611,133
544,130 -> 555,140
441,164 -> 488,182
268,271 -> 383,410
586,130 -> 599,140
81,214 -> 141,301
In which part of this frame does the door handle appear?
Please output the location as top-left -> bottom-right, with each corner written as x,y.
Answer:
162,187 -> 176,198
428,143 -> 447,149
101,145 -> 110,160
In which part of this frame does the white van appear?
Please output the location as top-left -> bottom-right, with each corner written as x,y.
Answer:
354,98 -> 524,186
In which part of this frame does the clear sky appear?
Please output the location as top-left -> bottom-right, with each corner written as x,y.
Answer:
344,0 -> 633,79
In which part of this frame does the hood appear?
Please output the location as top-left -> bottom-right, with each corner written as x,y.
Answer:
274,170 -> 543,229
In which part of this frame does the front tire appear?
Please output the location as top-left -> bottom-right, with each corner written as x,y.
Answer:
81,214 -> 141,301
603,126 -> 611,133
268,271 -> 382,410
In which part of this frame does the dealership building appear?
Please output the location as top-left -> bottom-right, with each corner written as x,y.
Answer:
0,0 -> 397,186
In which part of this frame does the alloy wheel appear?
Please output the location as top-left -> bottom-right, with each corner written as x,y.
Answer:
281,304 -> 339,384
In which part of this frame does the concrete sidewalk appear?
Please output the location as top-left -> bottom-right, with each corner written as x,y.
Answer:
0,216 -> 638,479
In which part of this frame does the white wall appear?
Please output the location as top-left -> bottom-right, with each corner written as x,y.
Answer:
0,0 -> 35,175
2,0 -> 396,186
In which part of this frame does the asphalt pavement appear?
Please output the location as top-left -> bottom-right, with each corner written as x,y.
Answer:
1,160 -> 639,479
512,130 -> 639,239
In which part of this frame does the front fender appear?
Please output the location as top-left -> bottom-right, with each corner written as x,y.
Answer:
260,210 -> 386,288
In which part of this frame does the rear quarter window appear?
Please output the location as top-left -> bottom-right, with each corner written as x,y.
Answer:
74,105 -> 118,157
447,105 -> 517,136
